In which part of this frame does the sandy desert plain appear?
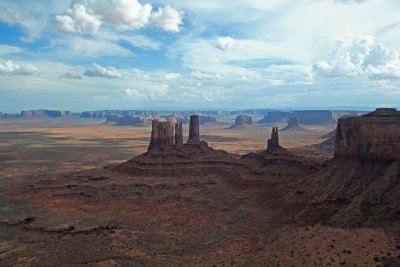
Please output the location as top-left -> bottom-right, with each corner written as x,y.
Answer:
0,116 -> 399,267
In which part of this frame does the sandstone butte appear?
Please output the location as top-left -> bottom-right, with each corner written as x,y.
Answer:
335,108 -> 400,161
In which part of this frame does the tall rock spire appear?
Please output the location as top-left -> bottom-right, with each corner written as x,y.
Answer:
188,115 -> 200,144
267,127 -> 280,152
175,123 -> 183,146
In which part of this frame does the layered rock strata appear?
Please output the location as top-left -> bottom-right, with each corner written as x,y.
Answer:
148,120 -> 175,151
334,108 -> 400,161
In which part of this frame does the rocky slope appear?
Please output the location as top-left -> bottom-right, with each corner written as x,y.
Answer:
229,115 -> 253,129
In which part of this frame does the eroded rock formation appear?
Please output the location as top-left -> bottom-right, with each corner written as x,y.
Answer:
229,115 -> 253,129
175,123 -> 183,146
282,117 -> 309,131
267,127 -> 280,153
335,108 -> 400,161
188,115 -> 200,144
148,120 -> 175,151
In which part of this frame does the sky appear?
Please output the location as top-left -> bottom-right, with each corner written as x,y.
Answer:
0,0 -> 400,112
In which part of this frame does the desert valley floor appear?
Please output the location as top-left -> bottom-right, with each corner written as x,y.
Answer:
0,115 -> 399,266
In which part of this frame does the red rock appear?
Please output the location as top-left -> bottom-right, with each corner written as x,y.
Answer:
188,115 -> 200,144
148,120 -> 175,151
335,108 -> 400,161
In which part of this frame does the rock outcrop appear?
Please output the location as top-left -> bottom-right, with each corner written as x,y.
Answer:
281,117 -> 310,131
167,115 -> 178,125
267,127 -> 280,153
175,123 -> 183,146
188,115 -> 200,144
334,108 -> 400,161
148,120 -> 175,151
229,115 -> 253,129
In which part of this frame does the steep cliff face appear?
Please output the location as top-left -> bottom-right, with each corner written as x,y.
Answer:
229,115 -> 253,129
334,108 -> 400,161
148,120 -> 175,151
188,115 -> 200,144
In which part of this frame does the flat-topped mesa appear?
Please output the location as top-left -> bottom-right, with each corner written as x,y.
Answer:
229,115 -> 253,129
187,115 -> 200,144
335,108 -> 400,161
148,120 -> 175,151
175,123 -> 183,146
267,127 -> 280,152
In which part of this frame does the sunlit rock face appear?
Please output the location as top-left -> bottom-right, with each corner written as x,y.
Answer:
335,108 -> 400,161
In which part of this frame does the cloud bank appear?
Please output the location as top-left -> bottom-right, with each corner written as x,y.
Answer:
0,60 -> 39,75
56,0 -> 183,35
313,33 -> 400,80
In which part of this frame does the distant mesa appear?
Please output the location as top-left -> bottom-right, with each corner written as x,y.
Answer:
281,117 -> 310,131
335,108 -> 400,161
20,109 -> 70,118
229,115 -> 253,129
81,111 -> 113,119
199,116 -> 217,124
105,114 -> 151,127
258,110 -> 367,125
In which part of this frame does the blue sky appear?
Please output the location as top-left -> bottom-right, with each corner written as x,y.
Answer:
0,0 -> 400,111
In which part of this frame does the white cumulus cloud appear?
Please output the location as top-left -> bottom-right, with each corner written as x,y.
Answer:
125,84 -> 168,102
151,5 -> 183,32
55,4 -> 101,35
215,36 -> 243,50
84,0 -> 152,30
0,60 -> 39,75
84,63 -> 122,78
56,0 -> 183,34
313,33 -> 400,80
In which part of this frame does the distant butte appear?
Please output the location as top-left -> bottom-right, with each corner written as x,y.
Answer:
281,117 -> 310,131
229,115 -> 253,129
